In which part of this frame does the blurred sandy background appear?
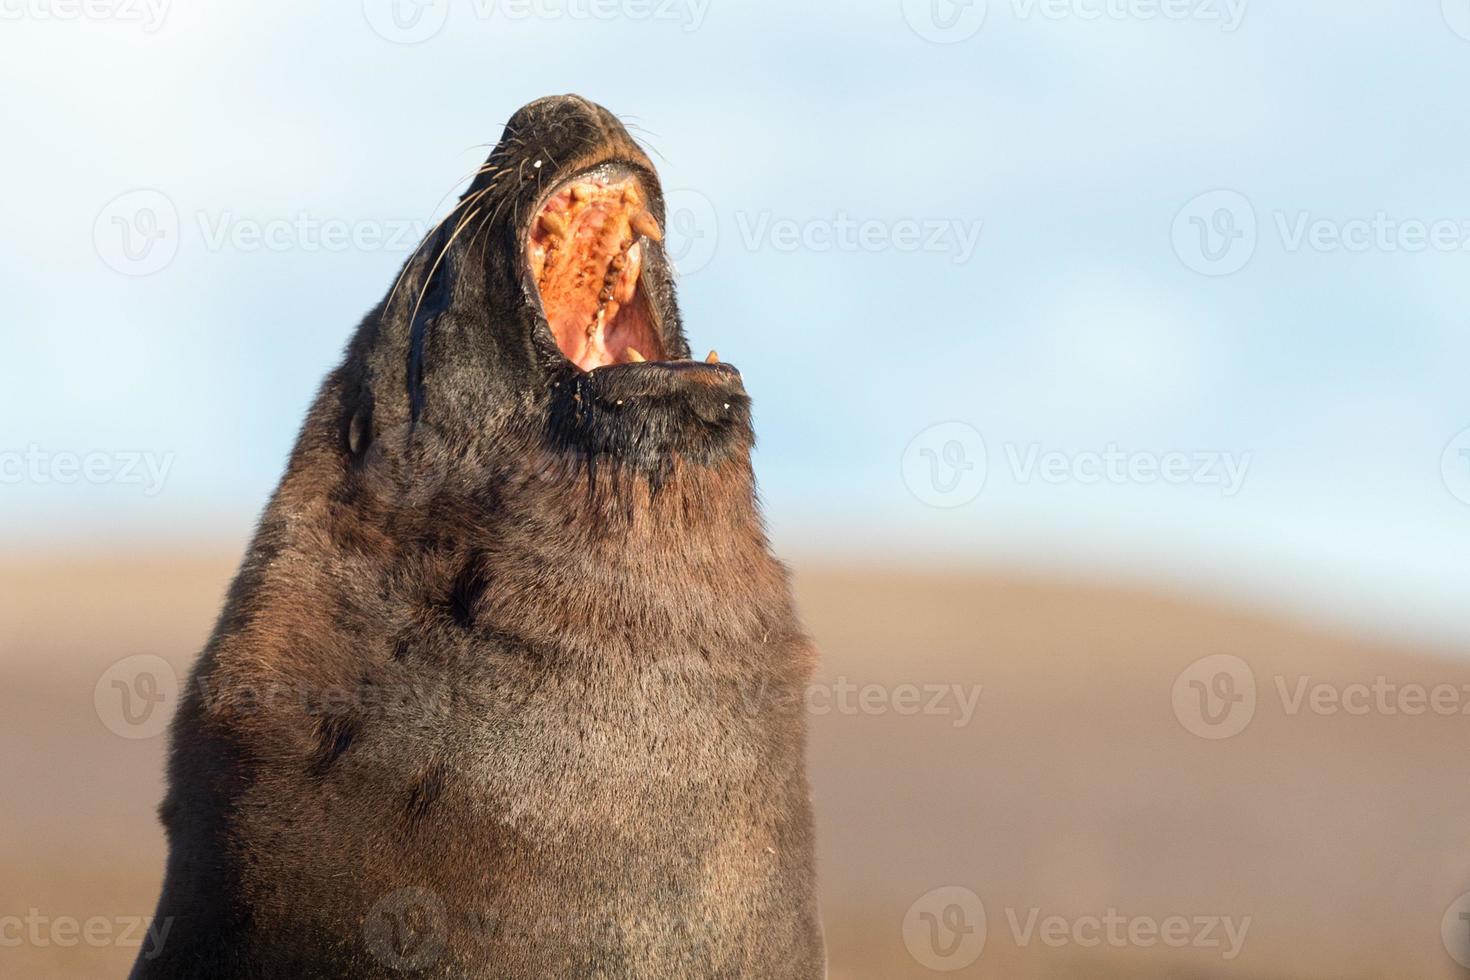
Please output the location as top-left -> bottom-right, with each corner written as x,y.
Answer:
6,553 -> 1469,978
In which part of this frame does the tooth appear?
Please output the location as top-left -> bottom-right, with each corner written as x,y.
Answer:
570,185 -> 590,203
630,210 -> 663,242
626,347 -> 646,363
610,252 -> 626,271
622,185 -> 642,207
705,350 -> 719,363
538,211 -> 567,238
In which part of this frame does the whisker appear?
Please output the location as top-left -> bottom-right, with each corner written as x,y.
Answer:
383,183 -> 493,322
466,201 -> 502,268
405,202 -> 485,346
619,120 -> 667,165
423,159 -> 510,226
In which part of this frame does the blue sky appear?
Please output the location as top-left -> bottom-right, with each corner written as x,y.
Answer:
3,0 -> 1470,647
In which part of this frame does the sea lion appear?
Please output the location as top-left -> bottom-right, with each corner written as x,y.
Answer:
131,95 -> 824,979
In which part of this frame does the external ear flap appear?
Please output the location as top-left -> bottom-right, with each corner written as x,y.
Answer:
347,399 -> 373,458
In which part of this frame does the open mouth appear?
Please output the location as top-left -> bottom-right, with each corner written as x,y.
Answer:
528,169 -> 668,371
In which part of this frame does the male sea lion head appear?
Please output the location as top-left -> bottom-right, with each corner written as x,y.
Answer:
336,94 -> 750,502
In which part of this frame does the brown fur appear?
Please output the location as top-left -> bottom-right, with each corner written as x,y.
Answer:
132,96 -> 823,979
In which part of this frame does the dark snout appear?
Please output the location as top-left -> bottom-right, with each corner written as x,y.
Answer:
547,360 -> 753,469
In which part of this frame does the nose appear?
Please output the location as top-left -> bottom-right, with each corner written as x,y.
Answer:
509,93 -> 600,126
501,93 -> 613,150
494,95 -> 651,189
580,360 -> 747,417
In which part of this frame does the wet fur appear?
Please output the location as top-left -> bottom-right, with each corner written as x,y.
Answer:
132,96 -> 823,979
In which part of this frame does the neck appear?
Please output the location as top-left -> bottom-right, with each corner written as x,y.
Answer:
273,383 -> 792,663
471,444 -> 792,661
